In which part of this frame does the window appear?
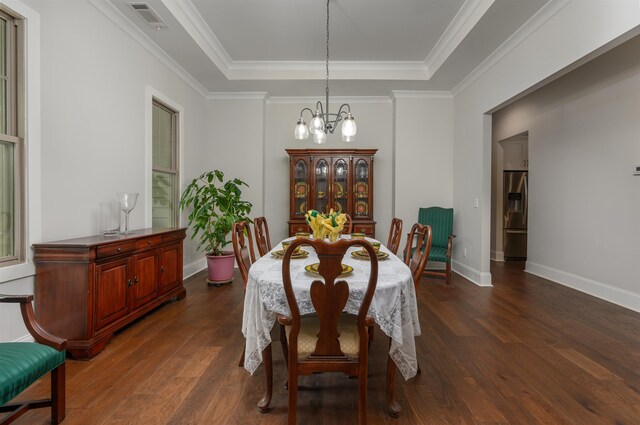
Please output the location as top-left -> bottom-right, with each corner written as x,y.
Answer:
0,9 -> 22,265
152,99 -> 178,228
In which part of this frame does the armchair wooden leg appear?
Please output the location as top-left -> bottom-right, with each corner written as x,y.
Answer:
446,260 -> 451,285
51,363 -> 66,424
257,343 -> 272,413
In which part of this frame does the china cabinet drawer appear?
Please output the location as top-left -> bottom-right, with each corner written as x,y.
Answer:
289,223 -> 311,235
352,223 -> 375,237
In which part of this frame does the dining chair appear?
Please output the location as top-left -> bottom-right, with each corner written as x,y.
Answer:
0,295 -> 66,425
344,213 -> 353,234
279,238 -> 379,425
386,218 -> 403,255
232,221 -> 257,369
232,221 -> 256,288
253,216 -> 272,257
404,223 -> 433,287
418,207 -> 454,284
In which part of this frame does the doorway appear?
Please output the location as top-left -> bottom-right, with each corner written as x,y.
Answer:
491,131 -> 528,262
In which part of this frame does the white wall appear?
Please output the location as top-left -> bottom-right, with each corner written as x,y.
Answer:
393,93 -> 454,252
452,0 -> 640,286
264,98 -> 394,243
493,35 -> 640,311
0,0 -> 211,341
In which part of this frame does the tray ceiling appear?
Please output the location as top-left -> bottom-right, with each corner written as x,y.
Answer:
103,0 -> 550,96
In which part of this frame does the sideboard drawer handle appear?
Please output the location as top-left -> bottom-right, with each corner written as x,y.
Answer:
117,248 -> 121,252
148,240 -> 152,245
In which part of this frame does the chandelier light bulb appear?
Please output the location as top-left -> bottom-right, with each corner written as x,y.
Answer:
341,113 -> 357,142
313,131 -> 327,144
294,118 -> 309,140
309,111 -> 324,134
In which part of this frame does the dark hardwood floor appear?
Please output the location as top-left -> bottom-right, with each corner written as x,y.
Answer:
10,261 -> 640,424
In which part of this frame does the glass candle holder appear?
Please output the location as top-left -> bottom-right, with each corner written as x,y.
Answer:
100,202 -> 120,236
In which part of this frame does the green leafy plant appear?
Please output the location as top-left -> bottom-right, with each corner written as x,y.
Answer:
180,170 -> 252,256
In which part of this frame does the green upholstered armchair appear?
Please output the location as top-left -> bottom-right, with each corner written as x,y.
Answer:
0,294 -> 66,424
418,207 -> 454,284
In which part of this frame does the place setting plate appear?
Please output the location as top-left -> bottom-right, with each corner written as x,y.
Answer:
350,249 -> 389,260
271,249 -> 310,259
304,263 -> 354,276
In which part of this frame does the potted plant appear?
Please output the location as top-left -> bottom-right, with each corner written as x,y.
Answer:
180,170 -> 252,285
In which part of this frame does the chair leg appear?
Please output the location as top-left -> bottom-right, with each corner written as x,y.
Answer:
367,325 -> 374,349
238,347 -> 245,367
257,343 -> 272,413
51,363 -> 66,424
359,363 -> 368,425
445,260 -> 451,285
288,363 -> 298,425
386,351 -> 401,418
279,324 -> 289,389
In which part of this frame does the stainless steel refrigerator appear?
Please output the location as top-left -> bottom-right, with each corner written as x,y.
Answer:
503,171 -> 528,259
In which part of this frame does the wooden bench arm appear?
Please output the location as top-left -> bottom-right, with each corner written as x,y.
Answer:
0,294 -> 67,351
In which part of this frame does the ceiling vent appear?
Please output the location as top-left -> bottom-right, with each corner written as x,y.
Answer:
129,3 -> 168,29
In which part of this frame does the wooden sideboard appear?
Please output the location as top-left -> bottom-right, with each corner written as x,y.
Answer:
33,227 -> 186,359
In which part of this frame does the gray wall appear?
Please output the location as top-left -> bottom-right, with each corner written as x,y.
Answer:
493,36 -> 640,310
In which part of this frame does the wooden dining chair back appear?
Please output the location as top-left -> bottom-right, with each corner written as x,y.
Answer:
344,213 -> 353,234
404,223 -> 433,287
253,216 -> 272,257
232,221 -> 256,288
280,238 -> 379,425
386,218 -> 403,255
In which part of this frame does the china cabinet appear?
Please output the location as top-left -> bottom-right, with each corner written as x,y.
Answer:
286,149 -> 377,237
32,228 -> 186,359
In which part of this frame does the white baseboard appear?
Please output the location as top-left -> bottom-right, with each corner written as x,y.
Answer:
490,250 -> 504,262
184,258 -> 206,279
526,261 -> 640,313
15,334 -> 34,343
452,260 -> 492,286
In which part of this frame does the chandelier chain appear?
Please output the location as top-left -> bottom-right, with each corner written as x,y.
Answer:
325,0 -> 330,102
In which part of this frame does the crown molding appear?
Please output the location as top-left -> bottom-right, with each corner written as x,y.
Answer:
267,96 -> 392,105
88,0 -> 209,98
160,0 -> 430,81
451,0 -> 572,97
391,91 -> 453,100
424,0 -> 495,78
206,92 -> 268,101
229,61 -> 430,80
159,0 -> 233,78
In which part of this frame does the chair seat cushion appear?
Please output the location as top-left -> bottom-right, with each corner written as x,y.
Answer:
0,342 -> 66,405
410,246 -> 449,263
286,315 -> 362,358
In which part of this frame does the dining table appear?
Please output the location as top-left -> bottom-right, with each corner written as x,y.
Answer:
241,235 -> 421,415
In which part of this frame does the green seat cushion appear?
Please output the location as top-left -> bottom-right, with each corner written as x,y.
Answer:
0,342 -> 65,405
410,245 -> 449,264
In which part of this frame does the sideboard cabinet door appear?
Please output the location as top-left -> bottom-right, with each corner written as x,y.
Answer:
95,258 -> 131,331
132,250 -> 159,309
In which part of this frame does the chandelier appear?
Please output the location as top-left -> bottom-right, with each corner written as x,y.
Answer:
294,0 -> 357,144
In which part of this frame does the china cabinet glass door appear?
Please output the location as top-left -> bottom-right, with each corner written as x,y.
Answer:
354,158 -> 371,218
332,158 -> 348,214
293,159 -> 309,217
315,159 -> 329,214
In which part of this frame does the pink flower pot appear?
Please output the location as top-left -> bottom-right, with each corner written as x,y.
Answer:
206,251 -> 235,286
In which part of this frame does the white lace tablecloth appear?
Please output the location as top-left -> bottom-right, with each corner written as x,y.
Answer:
241,237 -> 421,380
